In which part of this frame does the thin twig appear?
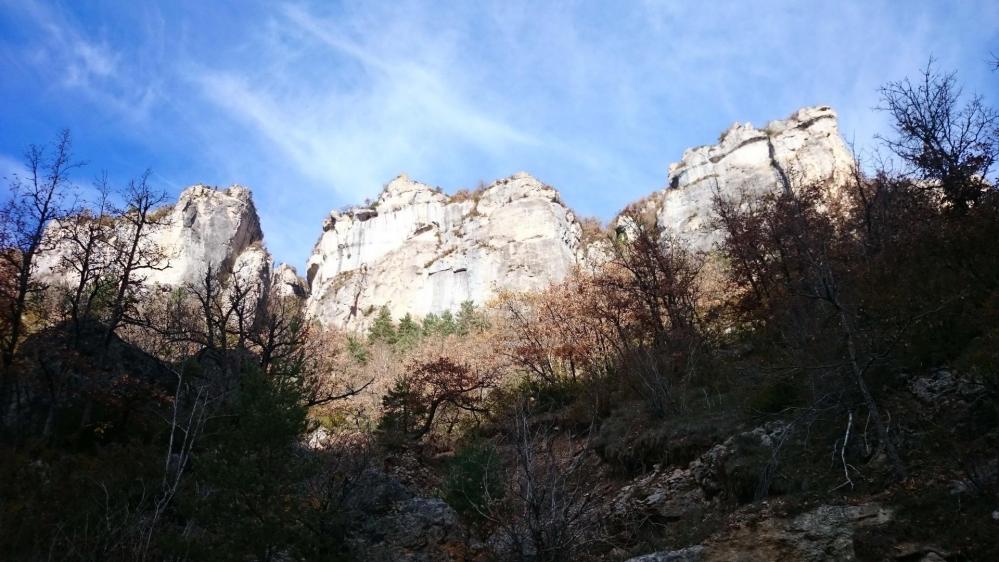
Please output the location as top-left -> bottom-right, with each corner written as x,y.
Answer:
831,411 -> 855,491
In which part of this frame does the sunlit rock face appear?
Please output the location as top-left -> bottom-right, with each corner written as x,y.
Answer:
34,106 -> 854,334
304,173 -> 583,329
271,263 -> 308,301
146,185 -> 269,289
304,107 -> 854,330
657,106 -> 855,251
36,184 -> 272,297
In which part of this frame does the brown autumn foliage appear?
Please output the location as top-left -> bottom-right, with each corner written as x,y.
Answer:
496,278 -> 613,386
1,60 -> 998,561
380,355 -> 499,442
495,215 -> 709,418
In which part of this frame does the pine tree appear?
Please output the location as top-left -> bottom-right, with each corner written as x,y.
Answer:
422,312 -> 440,335
422,310 -> 456,337
367,306 -> 397,344
347,335 -> 370,364
378,377 -> 426,442
456,300 -> 487,335
396,313 -> 422,349
438,310 -> 457,336
181,362 -> 319,559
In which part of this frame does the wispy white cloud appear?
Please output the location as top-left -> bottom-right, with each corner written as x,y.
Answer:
190,3 -> 538,197
0,153 -> 27,184
8,1 -> 160,123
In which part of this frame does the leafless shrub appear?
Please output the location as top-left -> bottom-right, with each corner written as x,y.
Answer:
478,402 -> 601,561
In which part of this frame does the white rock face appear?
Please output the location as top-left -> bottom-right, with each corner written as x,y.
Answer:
271,263 -> 308,300
34,106 -> 853,335
36,184 -> 272,297
147,185 -> 267,287
657,106 -> 854,251
304,107 -> 854,330
305,173 -> 583,329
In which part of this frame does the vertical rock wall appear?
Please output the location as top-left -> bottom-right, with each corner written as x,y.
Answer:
657,106 -> 855,251
304,173 -> 583,329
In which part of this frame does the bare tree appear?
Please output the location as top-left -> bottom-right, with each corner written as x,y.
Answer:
59,173 -> 114,344
713,181 -> 908,481
104,171 -> 168,349
225,266 -> 260,350
480,403 -> 599,562
191,262 -> 228,353
0,130 -> 79,419
252,295 -> 306,374
878,60 -> 999,210
497,286 -> 598,387
166,262 -> 266,353
604,220 -> 707,417
291,326 -> 376,412
140,363 -> 211,560
609,221 -> 702,349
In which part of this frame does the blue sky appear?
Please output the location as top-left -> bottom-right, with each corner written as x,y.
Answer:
1,1 -> 997,270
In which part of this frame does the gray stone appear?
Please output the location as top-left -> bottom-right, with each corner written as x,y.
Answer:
353,496 -> 475,562
271,263 -> 308,300
698,503 -> 892,562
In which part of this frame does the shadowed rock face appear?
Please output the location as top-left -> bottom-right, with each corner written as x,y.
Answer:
657,106 -> 855,252
304,172 -> 584,330
271,263 -> 308,300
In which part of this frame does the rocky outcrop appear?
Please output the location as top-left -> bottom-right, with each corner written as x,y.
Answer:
35,106 -> 855,335
656,106 -> 854,251
696,503 -> 893,561
305,173 -> 583,329
303,107 -> 855,330
356,497 -> 475,562
612,421 -> 790,523
145,185 -> 268,288
614,417 -> 903,561
36,184 -> 272,296
625,545 -> 706,562
271,263 -> 308,301
341,468 -> 480,562
626,503 -> 893,562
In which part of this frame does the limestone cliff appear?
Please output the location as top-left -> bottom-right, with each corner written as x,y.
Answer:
656,105 -> 854,251
146,185 -> 269,289
34,106 -> 853,333
36,184 -> 272,298
271,263 -> 308,301
304,173 -> 582,329
304,106 -> 854,330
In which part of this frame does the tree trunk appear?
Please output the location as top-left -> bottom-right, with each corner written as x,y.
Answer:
839,307 -> 907,481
